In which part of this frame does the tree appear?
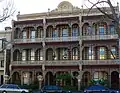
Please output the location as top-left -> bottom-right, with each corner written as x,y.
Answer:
0,0 -> 15,22
85,0 -> 120,37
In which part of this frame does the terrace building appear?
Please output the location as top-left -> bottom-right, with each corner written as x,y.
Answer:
0,27 -> 12,84
11,1 -> 120,89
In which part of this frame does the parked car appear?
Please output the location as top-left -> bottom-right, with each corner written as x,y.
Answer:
0,84 -> 29,93
84,85 -> 119,93
41,85 -> 69,93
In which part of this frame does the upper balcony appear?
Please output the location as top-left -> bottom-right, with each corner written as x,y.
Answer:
14,34 -> 118,44
14,38 -> 43,44
82,34 -> 118,41
11,59 -> 119,66
45,36 -> 79,42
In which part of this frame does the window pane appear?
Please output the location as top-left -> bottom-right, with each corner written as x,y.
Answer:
30,31 -> 35,39
22,31 -> 27,39
62,29 -> 68,37
22,50 -> 26,61
31,50 -> 34,60
111,47 -> 116,59
72,28 -> 78,36
99,27 -> 104,35
110,25 -> 115,34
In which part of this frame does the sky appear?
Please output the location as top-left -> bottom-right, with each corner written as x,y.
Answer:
0,0 -> 119,30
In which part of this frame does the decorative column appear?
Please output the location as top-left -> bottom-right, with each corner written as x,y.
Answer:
20,71 -> 23,85
77,64 -> 83,91
37,75 -> 43,90
42,64 -> 45,85
108,70 -> 111,88
79,13 -> 83,61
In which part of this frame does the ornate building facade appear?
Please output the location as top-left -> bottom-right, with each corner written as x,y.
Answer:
11,1 -> 120,89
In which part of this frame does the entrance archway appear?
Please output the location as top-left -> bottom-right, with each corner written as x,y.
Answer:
45,72 -> 54,85
82,71 -> 91,88
12,72 -> 21,84
111,71 -> 119,89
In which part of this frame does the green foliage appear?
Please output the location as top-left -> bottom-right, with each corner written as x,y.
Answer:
56,73 -> 72,80
89,79 -> 108,87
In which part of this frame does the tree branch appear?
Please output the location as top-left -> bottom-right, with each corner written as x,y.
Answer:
0,0 -> 15,22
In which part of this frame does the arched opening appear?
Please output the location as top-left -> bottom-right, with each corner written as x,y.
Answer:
14,28 -> 21,39
111,71 -> 119,89
97,46 -> 107,60
45,72 -> 54,85
36,26 -> 43,38
46,48 -> 53,60
35,48 -> 43,61
55,71 -> 71,86
110,46 -> 118,59
98,22 -> 107,35
56,48 -> 69,60
72,24 -> 79,37
22,27 -> 35,39
82,23 -> 91,35
72,71 -> 79,87
82,71 -> 91,88
56,24 -> 69,37
72,47 -> 79,60
46,26 -> 54,38
12,72 -> 21,84
22,72 -> 32,85
93,71 -> 108,86
13,49 -> 21,61
109,21 -> 116,35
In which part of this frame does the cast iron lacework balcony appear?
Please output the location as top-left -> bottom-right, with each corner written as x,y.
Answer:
45,36 -> 79,42
11,59 -> 119,66
82,34 -> 118,40
14,38 -> 43,43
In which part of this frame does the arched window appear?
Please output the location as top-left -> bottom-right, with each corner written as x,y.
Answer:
99,22 -> 107,35
88,46 -> 94,60
72,48 -> 79,60
72,24 -> 79,36
109,22 -> 116,35
35,49 -> 43,61
36,26 -> 43,38
111,47 -> 117,59
99,47 -> 106,60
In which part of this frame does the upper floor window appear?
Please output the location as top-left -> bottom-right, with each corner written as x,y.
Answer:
30,31 -> 35,39
72,27 -> 78,36
62,48 -> 68,60
62,28 -> 68,37
22,31 -> 27,39
36,27 -> 43,38
22,50 -> 26,61
99,47 -> 106,60
52,30 -> 58,38
111,47 -> 117,59
72,48 -> 79,60
22,49 -> 35,61
99,23 -> 107,35
99,27 -> 105,35
88,46 -> 94,60
110,25 -> 115,34
35,49 -> 43,61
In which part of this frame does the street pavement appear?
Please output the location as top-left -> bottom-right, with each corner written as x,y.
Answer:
32,90 -> 83,93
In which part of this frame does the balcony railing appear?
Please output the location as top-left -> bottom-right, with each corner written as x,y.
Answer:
14,38 -> 43,43
11,59 -> 119,66
82,34 -> 118,40
45,36 -> 79,42
13,34 -> 118,44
